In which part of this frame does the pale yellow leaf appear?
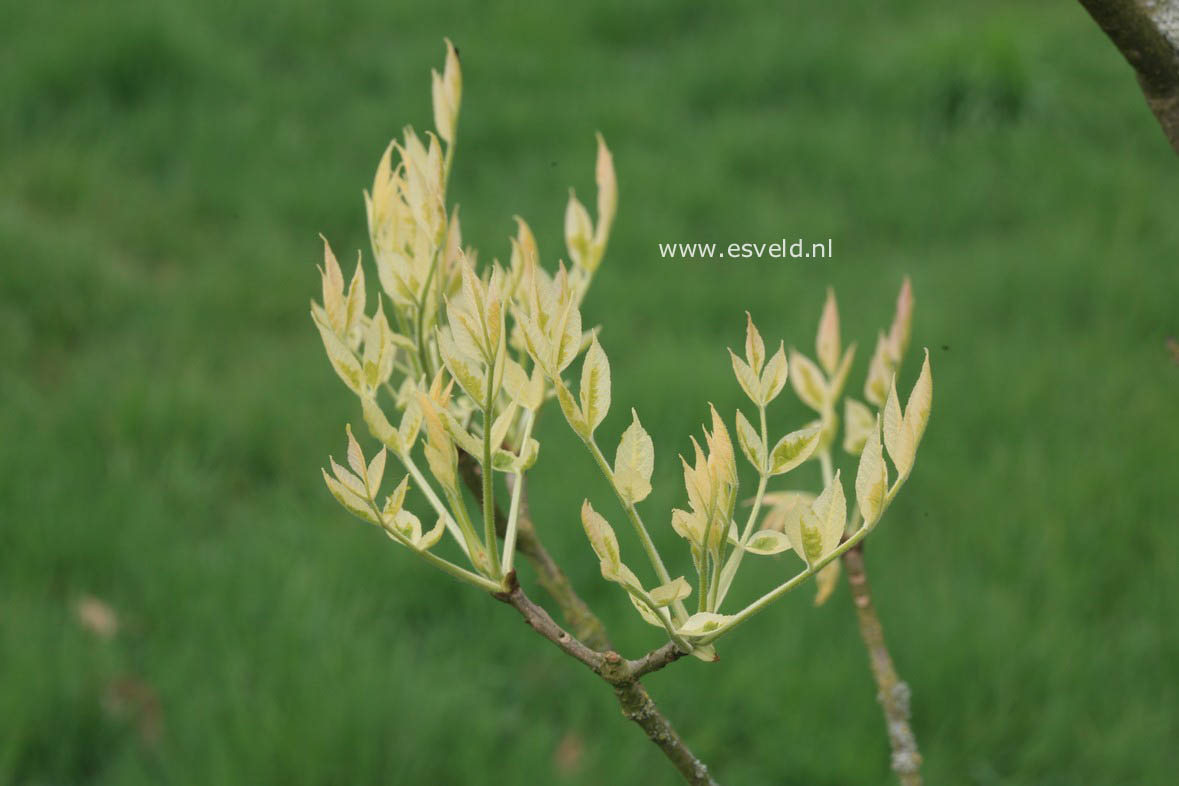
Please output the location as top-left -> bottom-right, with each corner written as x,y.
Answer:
581,501 -> 621,572
887,276 -> 914,364
614,409 -> 654,504
565,191 -> 593,269
883,375 -> 908,474
555,383 -> 587,438
856,417 -> 887,526
734,409 -> 765,472
728,349 -> 761,405
789,350 -> 827,412
579,338 -> 611,434
760,343 -> 788,404
744,529 -> 791,555
903,349 -> 933,463
345,424 -> 366,479
816,288 -> 841,375
810,470 -> 847,560
592,133 -> 617,258
843,398 -> 874,456
677,612 -> 733,637
649,577 -> 692,607
744,312 -> 765,374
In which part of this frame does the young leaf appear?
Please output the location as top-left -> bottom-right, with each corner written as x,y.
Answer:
814,560 -> 841,606
843,398 -> 874,456
744,312 -> 765,374
768,423 -> 822,476
887,277 -> 914,364
580,338 -> 611,434
382,475 -> 410,519
362,396 -> 403,455
864,332 -> 892,408
788,350 -> 827,412
418,394 -> 458,495
881,381 -> 908,481
565,191 -> 593,269
556,383 -> 588,438
323,470 -> 379,524
816,288 -> 841,376
828,343 -> 857,401
330,458 -> 366,499
856,417 -> 887,526
311,309 -> 364,394
627,591 -> 667,628
744,529 -> 791,555
581,501 -> 621,573
677,612 -> 733,637
670,507 -> 704,546
438,327 -> 486,404
346,424 -> 366,480
903,349 -> 933,460
366,448 -> 387,494
592,133 -> 617,257
649,577 -> 692,607
760,343 -> 788,404
734,409 -> 766,472
416,516 -> 447,551
614,410 -> 654,504
810,470 -> 847,560
706,404 -> 736,487
728,350 -> 762,405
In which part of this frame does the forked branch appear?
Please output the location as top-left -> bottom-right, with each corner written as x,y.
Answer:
494,575 -> 716,786
459,454 -> 613,650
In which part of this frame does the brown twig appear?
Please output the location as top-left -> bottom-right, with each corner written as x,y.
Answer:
459,453 -> 612,650
494,575 -> 716,786
842,544 -> 923,786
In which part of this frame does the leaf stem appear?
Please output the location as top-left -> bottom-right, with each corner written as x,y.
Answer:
584,436 -> 688,624
500,409 -> 534,575
697,520 -> 872,644
398,450 -> 471,560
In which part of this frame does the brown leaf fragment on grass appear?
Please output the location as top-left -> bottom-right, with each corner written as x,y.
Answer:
74,594 -> 118,639
553,730 -> 585,777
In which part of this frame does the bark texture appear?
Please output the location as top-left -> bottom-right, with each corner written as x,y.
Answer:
842,545 -> 923,786
1079,0 -> 1179,152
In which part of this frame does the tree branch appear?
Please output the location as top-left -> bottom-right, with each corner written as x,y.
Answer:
459,453 -> 613,650
842,545 -> 923,786
1078,0 -> 1179,153
494,576 -> 718,786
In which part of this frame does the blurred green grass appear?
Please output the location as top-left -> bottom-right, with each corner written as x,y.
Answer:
2,0 -> 1177,783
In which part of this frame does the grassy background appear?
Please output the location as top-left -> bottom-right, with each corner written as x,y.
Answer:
2,0 -> 1177,783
